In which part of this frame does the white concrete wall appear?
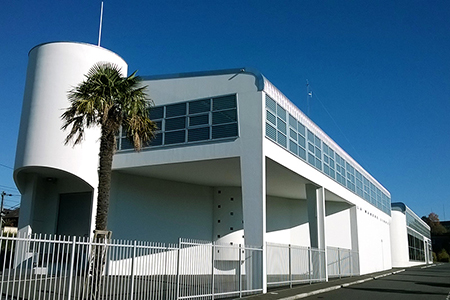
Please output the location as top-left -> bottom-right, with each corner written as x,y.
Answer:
356,202 -> 392,274
15,42 -> 128,236
213,187 -> 244,246
266,196 -> 310,247
390,210 -> 409,267
325,202 -> 352,249
108,172 -> 214,243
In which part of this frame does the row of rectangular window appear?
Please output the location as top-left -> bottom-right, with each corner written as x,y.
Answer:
149,95 -> 237,119
406,212 -> 432,239
160,109 -> 237,132
118,94 -> 238,150
408,233 -> 425,261
265,95 -> 391,214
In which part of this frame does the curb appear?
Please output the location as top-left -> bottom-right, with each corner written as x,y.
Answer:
277,270 -> 404,300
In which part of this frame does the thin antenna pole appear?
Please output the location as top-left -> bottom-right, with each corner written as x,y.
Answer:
97,1 -> 104,46
306,79 -> 312,117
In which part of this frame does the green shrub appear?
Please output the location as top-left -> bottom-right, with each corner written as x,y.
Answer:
437,249 -> 450,262
432,251 -> 437,262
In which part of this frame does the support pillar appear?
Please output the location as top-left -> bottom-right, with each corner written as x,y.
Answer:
17,173 -> 38,229
241,153 -> 266,292
306,184 -> 327,280
349,205 -> 360,275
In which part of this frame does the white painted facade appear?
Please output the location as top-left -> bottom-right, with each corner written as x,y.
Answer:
14,42 -> 430,292
390,202 -> 432,267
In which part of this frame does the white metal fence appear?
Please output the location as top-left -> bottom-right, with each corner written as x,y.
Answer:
266,243 -> 327,287
326,247 -> 359,278
266,243 -> 360,287
0,233 -> 263,300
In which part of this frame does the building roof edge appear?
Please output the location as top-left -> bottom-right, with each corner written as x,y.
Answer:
140,67 -> 265,91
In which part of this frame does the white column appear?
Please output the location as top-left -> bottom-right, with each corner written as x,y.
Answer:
17,173 -> 38,229
349,206 -> 359,253
349,205 -> 360,274
306,184 -> 327,280
240,150 -> 266,292
306,184 -> 326,249
239,90 -> 266,292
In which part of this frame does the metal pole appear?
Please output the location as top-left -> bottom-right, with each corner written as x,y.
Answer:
238,244 -> 242,298
350,250 -> 353,277
97,1 -> 104,46
308,247 -> 311,284
176,239 -> 181,300
130,240 -> 136,300
211,243 -> 215,300
67,236 -> 77,299
289,244 -> 292,288
0,191 -> 12,233
338,248 -> 341,279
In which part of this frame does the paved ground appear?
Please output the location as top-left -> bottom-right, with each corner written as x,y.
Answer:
242,263 -> 450,300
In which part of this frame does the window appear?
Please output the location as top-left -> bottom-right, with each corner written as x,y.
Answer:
264,94 -> 391,214
117,94 -> 238,150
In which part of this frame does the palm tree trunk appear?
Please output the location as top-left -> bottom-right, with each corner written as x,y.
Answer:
89,126 -> 115,299
95,127 -> 115,231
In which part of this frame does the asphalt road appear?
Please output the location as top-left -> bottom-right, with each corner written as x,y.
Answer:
305,263 -> 450,300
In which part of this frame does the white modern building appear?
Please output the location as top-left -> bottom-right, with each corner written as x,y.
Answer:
390,202 -> 432,267
14,42 -> 431,291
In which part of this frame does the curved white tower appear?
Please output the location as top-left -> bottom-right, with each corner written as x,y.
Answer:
14,42 -> 127,236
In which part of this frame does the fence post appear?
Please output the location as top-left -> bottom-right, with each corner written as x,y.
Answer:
238,244 -> 242,298
338,248 -> 341,279
129,240 -> 137,300
308,247 -> 311,284
289,244 -> 292,288
176,239 -> 181,300
211,242 -> 215,300
350,250 -> 353,276
67,236 -> 77,299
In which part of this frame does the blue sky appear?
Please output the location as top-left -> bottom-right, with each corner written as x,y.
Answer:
1,1 -> 449,219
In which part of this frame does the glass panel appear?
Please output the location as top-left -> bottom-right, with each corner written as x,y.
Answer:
315,136 -> 321,147
316,148 -> 321,159
149,133 -> 163,146
277,104 -> 286,121
290,128 -> 297,140
266,123 -> 277,141
298,135 -> 306,148
149,106 -> 164,119
307,130 -> 314,142
266,110 -> 276,125
155,120 -> 162,131
315,159 -> 322,170
121,138 -> 134,150
165,117 -> 186,131
188,127 -> 210,142
289,114 -> 297,129
212,109 -> 237,124
166,103 -> 186,117
277,119 -> 286,134
189,114 -> 209,127
289,140 -> 298,155
189,99 -> 210,114
165,130 -> 186,144
298,122 -> 305,136
277,132 -> 287,147
266,95 -> 276,112
299,147 -> 306,160
212,123 -> 238,139
213,95 -> 236,111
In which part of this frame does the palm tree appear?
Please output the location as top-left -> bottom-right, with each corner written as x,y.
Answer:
62,62 -> 156,232
62,63 -> 156,298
